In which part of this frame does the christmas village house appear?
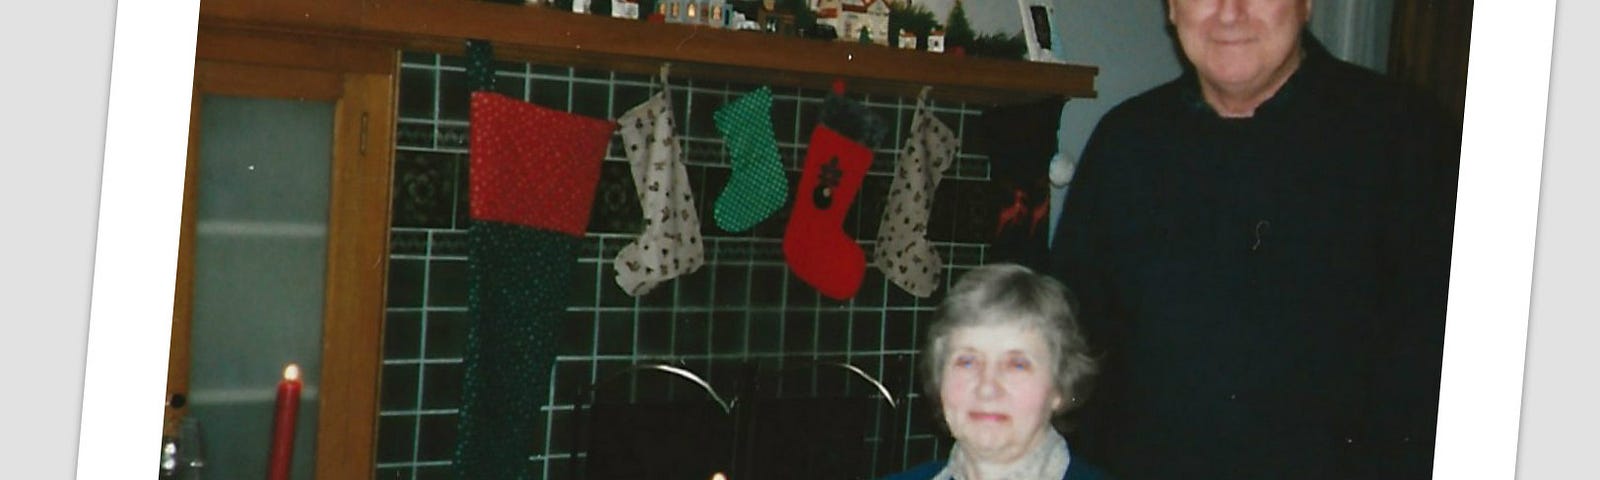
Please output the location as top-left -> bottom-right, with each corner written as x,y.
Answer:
814,0 -> 890,45
660,0 -> 736,27
898,29 -> 917,49
612,0 -> 641,19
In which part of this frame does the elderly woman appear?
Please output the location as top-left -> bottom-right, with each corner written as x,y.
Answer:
886,263 -> 1110,480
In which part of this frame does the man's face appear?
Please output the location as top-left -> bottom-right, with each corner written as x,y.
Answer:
1169,0 -> 1312,98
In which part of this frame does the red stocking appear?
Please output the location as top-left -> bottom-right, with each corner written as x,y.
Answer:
784,124 -> 872,300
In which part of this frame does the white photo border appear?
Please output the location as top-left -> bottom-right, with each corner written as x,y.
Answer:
1434,0 -> 1556,478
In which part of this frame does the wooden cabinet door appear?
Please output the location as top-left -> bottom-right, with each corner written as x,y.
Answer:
166,39 -> 394,480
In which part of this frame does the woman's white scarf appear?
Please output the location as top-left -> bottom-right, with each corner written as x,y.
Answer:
932,428 -> 1071,480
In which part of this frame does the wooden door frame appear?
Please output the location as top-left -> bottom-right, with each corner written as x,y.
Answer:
166,27 -> 396,480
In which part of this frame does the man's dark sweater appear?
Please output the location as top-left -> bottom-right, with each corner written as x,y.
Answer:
1050,36 -> 1456,479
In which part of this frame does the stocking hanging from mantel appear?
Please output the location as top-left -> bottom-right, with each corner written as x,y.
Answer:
712,86 -> 788,233
876,87 -> 959,298
975,96 -> 1066,274
454,88 -> 616,479
782,81 -> 884,300
613,65 -> 706,296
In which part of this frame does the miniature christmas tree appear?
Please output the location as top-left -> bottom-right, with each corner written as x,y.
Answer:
944,0 -> 975,52
970,30 -> 1028,59
782,0 -> 817,35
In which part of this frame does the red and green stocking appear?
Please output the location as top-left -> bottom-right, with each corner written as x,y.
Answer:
455,90 -> 616,480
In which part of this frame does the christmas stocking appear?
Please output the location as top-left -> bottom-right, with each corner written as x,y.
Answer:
712,87 -> 788,232
976,96 -> 1065,273
876,88 -> 959,297
613,71 -> 706,296
819,84 -> 890,149
455,91 -> 616,480
783,124 -> 872,300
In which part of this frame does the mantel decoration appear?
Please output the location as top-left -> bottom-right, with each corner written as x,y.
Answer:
480,0 -> 1032,59
1017,0 -> 1065,63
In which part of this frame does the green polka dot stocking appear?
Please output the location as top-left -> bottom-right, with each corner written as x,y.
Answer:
712,86 -> 788,232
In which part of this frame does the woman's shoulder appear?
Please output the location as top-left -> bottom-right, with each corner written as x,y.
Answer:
880,459 -> 1114,480
880,460 -> 945,480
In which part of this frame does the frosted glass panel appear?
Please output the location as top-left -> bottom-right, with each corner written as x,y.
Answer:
187,96 -> 333,480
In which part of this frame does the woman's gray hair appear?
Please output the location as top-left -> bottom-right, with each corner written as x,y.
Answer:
921,263 -> 1097,414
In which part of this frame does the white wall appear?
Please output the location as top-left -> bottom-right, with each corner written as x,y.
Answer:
918,0 -> 1027,35
1047,0 -> 1184,169
1049,0 -> 1184,238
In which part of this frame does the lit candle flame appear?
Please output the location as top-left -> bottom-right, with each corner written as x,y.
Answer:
711,473 -> 727,480
283,364 -> 301,381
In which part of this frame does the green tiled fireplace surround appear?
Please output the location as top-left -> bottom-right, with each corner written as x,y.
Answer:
376,51 -> 1008,479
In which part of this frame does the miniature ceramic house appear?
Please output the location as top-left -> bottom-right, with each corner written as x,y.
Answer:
731,9 -> 758,30
832,0 -> 889,46
662,0 -> 687,23
813,0 -> 842,20
611,0 -> 641,19
690,0 -> 729,27
927,28 -> 946,53
898,29 -> 918,49
815,0 -> 842,36
712,0 -> 737,28
754,0 -> 797,35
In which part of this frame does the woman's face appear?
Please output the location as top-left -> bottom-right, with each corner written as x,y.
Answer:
939,322 -> 1063,463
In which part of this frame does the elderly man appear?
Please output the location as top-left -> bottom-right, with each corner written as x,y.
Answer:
1050,1 -> 1456,479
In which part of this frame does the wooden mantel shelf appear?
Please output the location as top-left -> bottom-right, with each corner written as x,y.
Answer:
199,0 -> 1097,105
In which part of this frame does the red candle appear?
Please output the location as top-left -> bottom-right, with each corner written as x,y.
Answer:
267,364 -> 302,480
